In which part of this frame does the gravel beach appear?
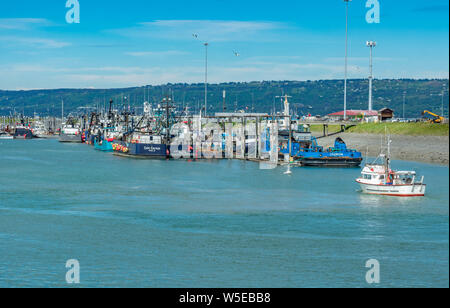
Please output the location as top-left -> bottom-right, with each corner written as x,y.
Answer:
315,133 -> 449,166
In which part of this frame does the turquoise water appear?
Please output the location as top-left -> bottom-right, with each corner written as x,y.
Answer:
0,139 -> 448,288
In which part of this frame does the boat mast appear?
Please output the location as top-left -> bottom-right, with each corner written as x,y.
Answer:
385,126 -> 391,179
387,135 -> 391,170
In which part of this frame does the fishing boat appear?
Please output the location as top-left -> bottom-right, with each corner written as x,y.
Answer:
59,118 -> 82,143
94,137 -> 114,152
112,99 -> 172,159
356,137 -> 426,197
13,126 -> 33,139
113,134 -> 168,158
0,131 -> 13,140
93,127 -> 117,152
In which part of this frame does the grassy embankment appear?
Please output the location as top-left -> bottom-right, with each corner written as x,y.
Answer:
310,123 -> 449,136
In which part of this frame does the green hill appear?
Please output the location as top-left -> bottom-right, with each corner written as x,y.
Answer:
0,79 -> 448,118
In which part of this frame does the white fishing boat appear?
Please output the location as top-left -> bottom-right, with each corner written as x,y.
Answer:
59,124 -> 82,143
0,131 -> 13,140
32,121 -> 48,138
356,136 -> 426,197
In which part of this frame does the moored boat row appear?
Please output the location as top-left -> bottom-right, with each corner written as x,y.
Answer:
5,96 -> 426,198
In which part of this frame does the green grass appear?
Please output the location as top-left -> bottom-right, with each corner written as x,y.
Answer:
346,122 -> 449,136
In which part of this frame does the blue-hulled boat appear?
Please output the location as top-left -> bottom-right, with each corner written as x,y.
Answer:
296,137 -> 362,167
94,137 -> 113,152
112,137 -> 168,158
279,130 -> 362,167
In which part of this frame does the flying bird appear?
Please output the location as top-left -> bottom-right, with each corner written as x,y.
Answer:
233,50 -> 240,57
192,34 -> 199,39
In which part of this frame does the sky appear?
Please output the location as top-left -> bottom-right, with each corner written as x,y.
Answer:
0,0 -> 448,90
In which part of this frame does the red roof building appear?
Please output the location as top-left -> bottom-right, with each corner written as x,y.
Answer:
327,110 -> 379,117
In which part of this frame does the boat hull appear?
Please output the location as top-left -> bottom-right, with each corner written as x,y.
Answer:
300,157 -> 362,167
357,181 -> 426,197
113,141 -> 168,158
94,139 -> 113,152
14,128 -> 33,139
59,134 -> 82,143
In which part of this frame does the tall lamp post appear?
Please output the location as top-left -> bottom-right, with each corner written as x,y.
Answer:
366,41 -> 376,111
343,0 -> 351,121
204,42 -> 209,117
441,84 -> 446,119
402,91 -> 406,119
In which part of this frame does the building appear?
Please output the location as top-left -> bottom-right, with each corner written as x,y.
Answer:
327,110 -> 379,122
327,108 -> 395,122
378,108 -> 394,121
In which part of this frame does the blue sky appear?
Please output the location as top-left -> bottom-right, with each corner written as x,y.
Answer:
0,0 -> 448,89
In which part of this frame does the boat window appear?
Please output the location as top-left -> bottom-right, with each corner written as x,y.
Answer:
363,174 -> 372,180
379,175 -> 384,180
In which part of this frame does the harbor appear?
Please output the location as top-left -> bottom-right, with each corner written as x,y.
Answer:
1,98 -> 448,166
0,138 -> 448,287
0,0 -> 448,290
0,96 -> 365,166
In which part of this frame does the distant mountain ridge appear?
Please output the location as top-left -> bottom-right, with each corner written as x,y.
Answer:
0,79 -> 448,118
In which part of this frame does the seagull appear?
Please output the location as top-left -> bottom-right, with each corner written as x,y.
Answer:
192,34 -> 199,39
233,50 -> 240,57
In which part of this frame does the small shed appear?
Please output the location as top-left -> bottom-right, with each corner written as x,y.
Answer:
379,108 -> 394,121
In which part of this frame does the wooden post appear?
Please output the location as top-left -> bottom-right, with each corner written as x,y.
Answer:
256,116 -> 259,159
243,116 -> 246,160
288,116 -> 292,161
323,124 -> 329,137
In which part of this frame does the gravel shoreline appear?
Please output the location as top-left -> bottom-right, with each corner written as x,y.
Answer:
314,132 -> 449,166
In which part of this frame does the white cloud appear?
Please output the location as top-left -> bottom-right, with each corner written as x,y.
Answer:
0,61 -> 362,89
112,20 -> 285,42
1,60 -> 447,89
324,57 -> 395,63
125,50 -> 188,57
0,36 -> 70,48
0,18 -> 51,30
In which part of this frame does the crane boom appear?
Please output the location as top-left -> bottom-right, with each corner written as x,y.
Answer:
422,110 -> 444,123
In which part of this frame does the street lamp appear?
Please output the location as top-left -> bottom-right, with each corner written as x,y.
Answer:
204,42 -> 209,117
366,40 -> 376,111
441,84 -> 447,118
192,34 -> 209,117
343,0 -> 351,120
402,91 -> 406,119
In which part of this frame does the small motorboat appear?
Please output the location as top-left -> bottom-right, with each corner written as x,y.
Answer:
0,131 -> 13,140
356,136 -> 426,197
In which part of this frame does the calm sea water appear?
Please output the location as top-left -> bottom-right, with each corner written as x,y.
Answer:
0,139 -> 448,288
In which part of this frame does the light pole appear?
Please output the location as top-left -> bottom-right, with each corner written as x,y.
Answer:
366,41 -> 376,111
204,42 -> 209,117
343,0 -> 351,121
402,91 -> 406,119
